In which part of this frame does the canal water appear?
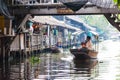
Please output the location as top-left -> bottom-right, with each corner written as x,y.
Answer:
0,40 -> 120,80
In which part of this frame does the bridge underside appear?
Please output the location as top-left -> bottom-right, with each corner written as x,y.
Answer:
10,3 -> 120,15
9,3 -> 120,31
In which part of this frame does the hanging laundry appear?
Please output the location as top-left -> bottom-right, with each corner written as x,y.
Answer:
43,27 -> 48,35
53,28 -> 58,36
68,32 -> 72,40
29,22 -> 33,34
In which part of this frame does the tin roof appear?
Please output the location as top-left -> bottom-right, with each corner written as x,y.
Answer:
31,16 -> 82,31
66,15 -> 96,31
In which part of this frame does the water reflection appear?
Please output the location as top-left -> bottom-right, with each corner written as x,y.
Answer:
73,58 -> 98,72
0,40 -> 120,80
0,53 -> 98,80
72,58 -> 98,80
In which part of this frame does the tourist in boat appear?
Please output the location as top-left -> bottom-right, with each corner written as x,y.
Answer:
79,42 -> 89,54
85,36 -> 93,50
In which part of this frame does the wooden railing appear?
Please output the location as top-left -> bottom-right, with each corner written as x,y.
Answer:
7,0 -> 61,6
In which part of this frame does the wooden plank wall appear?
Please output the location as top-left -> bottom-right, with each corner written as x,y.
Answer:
0,16 -> 12,35
0,16 -> 4,34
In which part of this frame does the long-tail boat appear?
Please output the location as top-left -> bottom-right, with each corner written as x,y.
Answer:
70,49 -> 98,60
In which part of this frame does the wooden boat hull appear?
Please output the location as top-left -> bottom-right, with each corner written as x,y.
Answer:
70,49 -> 98,59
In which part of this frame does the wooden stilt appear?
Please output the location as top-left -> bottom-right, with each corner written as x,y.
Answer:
19,34 -> 22,58
9,19 -> 12,35
24,33 -> 27,57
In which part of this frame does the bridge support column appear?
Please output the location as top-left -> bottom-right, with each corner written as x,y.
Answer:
0,37 -> 10,80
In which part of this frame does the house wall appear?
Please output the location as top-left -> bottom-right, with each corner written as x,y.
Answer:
10,34 -> 24,51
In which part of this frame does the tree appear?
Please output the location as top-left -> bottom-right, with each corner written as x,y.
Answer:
78,15 -> 113,32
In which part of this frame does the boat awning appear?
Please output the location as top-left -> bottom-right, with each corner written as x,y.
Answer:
66,16 -> 96,31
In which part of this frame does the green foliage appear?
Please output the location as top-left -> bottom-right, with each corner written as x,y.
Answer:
78,15 -> 109,31
30,56 -> 40,65
114,0 -> 118,4
113,0 -> 120,9
117,14 -> 120,20
78,15 -> 119,37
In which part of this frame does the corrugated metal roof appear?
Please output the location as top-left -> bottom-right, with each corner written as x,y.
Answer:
72,30 -> 84,35
31,16 -> 59,25
66,15 -> 96,31
31,16 -> 82,31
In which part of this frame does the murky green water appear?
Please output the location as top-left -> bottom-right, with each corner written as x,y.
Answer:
0,40 -> 120,80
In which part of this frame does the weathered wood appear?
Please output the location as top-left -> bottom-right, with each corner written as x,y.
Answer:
17,14 -> 32,32
0,16 -> 14,36
9,20 -> 12,35
10,34 -> 24,51
0,16 -> 4,34
9,3 -> 120,15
